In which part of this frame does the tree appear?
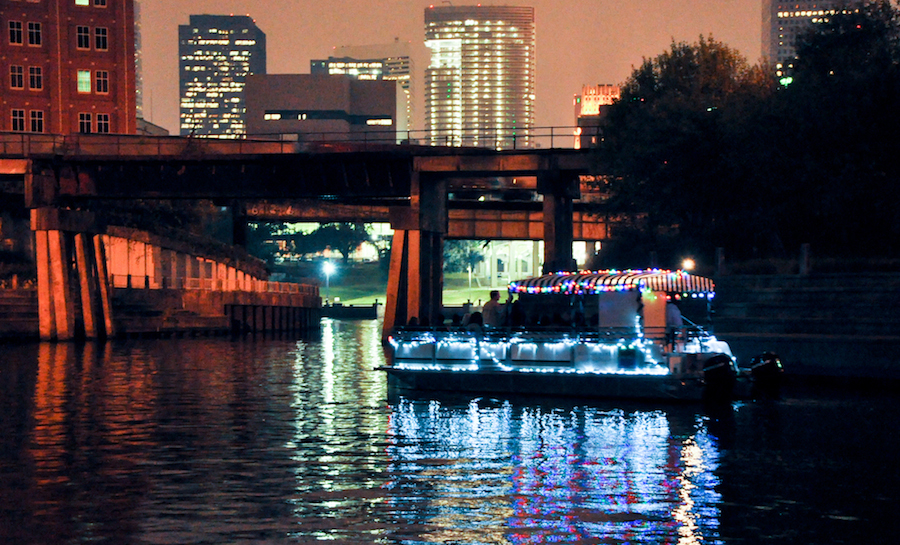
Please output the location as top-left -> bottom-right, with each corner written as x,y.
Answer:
289,223 -> 371,262
597,36 -> 779,265
443,240 -> 486,273
781,0 -> 900,257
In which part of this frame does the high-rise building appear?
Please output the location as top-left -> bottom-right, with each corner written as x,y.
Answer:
179,14 -> 266,138
424,5 -> 535,150
134,0 -> 143,119
311,41 -> 413,138
762,1 -> 864,73
0,0 -> 137,135
573,84 -> 619,149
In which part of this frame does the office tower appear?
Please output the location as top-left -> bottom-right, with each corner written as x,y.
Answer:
762,1 -> 864,73
424,5 -> 535,150
245,74 -> 396,142
179,14 -> 266,138
0,0 -> 137,135
311,41 -> 413,138
573,84 -> 619,149
134,0 -> 142,119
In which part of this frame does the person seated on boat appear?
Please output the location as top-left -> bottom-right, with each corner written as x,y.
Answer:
482,290 -> 508,328
465,311 -> 484,332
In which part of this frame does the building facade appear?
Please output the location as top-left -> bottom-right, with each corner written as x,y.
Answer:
311,41 -> 413,139
1,0 -> 136,135
573,84 -> 619,149
179,14 -> 266,138
762,1 -> 864,74
424,5 -> 535,150
245,74 -> 396,143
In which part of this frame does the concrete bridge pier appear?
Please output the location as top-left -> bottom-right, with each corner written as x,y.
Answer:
383,174 -> 447,338
32,208 -> 114,341
539,168 -> 580,274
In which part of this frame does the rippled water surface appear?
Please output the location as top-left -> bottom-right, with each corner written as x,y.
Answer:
1,319 -> 897,544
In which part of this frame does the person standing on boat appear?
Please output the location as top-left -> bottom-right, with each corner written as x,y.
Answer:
482,290 -> 508,327
666,298 -> 684,349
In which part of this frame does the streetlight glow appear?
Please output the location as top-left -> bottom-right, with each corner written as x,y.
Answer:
323,261 -> 336,303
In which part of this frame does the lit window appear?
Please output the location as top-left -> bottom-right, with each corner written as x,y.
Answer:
28,66 -> 42,90
27,22 -> 41,46
10,66 -> 24,89
96,113 -> 110,134
76,26 -> 90,49
9,21 -> 23,45
11,109 -> 25,132
95,70 -> 109,93
77,70 -> 91,93
76,0 -> 90,5
30,110 -> 44,133
79,113 -> 91,133
94,27 -> 108,50
263,113 -> 281,120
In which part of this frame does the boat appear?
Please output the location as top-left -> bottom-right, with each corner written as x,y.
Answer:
382,269 -> 782,401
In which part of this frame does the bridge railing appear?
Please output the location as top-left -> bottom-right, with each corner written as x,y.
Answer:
110,274 -> 318,296
1,126 -> 589,157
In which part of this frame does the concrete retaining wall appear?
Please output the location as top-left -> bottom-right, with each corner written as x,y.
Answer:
714,274 -> 900,379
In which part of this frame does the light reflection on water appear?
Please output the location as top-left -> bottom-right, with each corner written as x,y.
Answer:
0,318 -> 897,544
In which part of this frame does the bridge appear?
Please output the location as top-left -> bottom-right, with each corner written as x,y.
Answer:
1,134 -> 600,339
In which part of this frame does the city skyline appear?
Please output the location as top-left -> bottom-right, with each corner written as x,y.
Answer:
142,0 -> 762,136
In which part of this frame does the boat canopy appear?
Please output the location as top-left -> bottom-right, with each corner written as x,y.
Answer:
508,269 -> 715,297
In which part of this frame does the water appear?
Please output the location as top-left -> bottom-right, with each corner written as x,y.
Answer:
1,319 -> 897,544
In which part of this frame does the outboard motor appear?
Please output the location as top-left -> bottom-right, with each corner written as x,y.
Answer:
749,352 -> 784,399
703,353 -> 737,401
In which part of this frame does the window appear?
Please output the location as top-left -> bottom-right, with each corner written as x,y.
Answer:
77,26 -> 90,49
29,110 -> 44,133
75,0 -> 90,5
79,113 -> 92,134
27,22 -> 41,46
11,109 -> 25,132
10,66 -> 24,89
77,70 -> 91,93
95,70 -> 109,94
94,27 -> 107,50
9,21 -> 23,45
96,113 -> 110,134
94,0 -> 107,6
29,66 -> 42,90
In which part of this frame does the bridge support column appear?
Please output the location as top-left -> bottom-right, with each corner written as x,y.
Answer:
384,173 -> 447,339
32,208 -> 113,341
539,169 -> 580,274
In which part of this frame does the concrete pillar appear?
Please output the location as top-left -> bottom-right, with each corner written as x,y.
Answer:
47,230 -> 75,340
74,233 -> 98,339
35,230 -> 55,340
93,234 -> 115,338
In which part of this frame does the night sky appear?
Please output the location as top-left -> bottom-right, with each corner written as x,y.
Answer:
141,0 -> 763,135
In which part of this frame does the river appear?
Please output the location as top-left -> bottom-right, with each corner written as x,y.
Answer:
0,318 -> 897,544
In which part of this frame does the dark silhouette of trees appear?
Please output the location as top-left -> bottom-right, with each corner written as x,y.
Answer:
596,3 -> 900,267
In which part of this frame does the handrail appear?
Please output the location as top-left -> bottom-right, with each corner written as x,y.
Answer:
0,126 -> 586,158
109,274 -> 318,295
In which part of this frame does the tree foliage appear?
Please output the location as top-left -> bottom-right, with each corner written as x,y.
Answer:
287,223 -> 371,262
597,7 -> 900,265
443,240 -> 486,273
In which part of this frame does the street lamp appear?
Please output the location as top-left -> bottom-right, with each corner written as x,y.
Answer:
682,258 -> 696,271
323,261 -> 336,303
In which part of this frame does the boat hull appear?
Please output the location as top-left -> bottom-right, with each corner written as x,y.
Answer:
382,366 -> 708,401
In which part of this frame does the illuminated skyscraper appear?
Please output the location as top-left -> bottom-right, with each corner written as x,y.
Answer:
311,41 -> 413,138
763,1 -> 864,74
179,14 -> 266,138
424,5 -> 535,149
0,0 -> 137,135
